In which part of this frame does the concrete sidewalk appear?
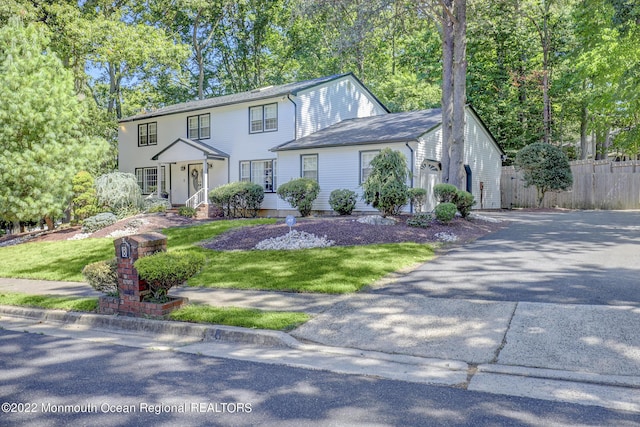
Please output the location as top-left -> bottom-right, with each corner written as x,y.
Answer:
1,276 -> 640,413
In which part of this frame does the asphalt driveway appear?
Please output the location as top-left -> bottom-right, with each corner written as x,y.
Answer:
370,210 -> 640,306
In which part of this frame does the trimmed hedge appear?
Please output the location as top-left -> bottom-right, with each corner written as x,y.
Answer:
134,251 -> 206,302
329,189 -> 357,215
435,202 -> 457,223
433,183 -> 458,203
209,181 -> 264,218
277,178 -> 320,217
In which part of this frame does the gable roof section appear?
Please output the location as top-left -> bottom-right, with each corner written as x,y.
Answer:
271,109 -> 443,151
120,73 -> 388,123
151,138 -> 230,161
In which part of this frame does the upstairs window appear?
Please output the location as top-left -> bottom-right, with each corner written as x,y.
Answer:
249,103 -> 278,133
187,113 -> 210,139
138,122 -> 157,146
301,154 -> 318,181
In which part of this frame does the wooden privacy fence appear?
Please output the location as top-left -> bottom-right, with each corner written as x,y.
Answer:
501,160 -> 640,209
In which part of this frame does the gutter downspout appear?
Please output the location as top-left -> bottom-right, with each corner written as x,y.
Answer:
406,142 -> 415,214
287,94 -> 297,140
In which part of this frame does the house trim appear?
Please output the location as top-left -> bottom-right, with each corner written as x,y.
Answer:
151,137 -> 229,161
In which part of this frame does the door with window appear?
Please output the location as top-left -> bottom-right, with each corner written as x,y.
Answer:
419,160 -> 441,212
188,164 -> 203,198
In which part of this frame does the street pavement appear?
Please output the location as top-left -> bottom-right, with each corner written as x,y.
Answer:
1,210 -> 640,414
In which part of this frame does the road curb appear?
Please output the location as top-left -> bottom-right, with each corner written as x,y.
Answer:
476,363 -> 640,389
0,305 -> 297,348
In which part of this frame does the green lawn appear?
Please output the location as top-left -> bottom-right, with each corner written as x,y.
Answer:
0,292 -> 98,311
0,218 -> 436,294
0,292 -> 308,330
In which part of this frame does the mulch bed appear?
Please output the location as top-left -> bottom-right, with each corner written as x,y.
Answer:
203,215 -> 507,251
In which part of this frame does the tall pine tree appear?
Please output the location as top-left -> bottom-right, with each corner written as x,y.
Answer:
0,18 -> 109,228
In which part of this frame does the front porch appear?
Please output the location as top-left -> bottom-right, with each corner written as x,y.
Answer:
150,138 -> 230,212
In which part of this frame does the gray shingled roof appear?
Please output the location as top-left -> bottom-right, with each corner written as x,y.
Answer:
120,72 -> 386,122
271,109 -> 443,151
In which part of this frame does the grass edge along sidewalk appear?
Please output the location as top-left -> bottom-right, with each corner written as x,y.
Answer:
0,219 -> 437,294
0,292 -> 309,331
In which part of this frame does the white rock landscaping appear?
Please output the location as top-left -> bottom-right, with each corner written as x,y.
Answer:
254,230 -> 335,250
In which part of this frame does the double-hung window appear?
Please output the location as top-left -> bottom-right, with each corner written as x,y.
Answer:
360,150 -> 380,184
301,154 -> 318,181
135,166 -> 166,194
239,160 -> 277,192
138,122 -> 157,146
187,113 -> 210,139
249,103 -> 278,133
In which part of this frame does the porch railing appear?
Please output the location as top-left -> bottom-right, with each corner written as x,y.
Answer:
185,188 -> 207,209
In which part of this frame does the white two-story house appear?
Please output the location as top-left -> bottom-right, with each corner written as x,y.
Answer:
118,72 -> 503,215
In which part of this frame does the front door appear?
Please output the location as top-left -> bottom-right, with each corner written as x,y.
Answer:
419,161 -> 441,212
188,164 -> 203,198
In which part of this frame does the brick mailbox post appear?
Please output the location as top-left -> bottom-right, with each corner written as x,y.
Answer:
98,232 -> 188,317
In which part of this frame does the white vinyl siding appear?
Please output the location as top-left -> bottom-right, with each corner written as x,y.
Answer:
301,154 -> 318,181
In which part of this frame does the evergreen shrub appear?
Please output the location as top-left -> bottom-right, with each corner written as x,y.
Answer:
81,258 -> 118,296
407,213 -> 433,228
95,172 -> 143,217
276,178 -> 320,217
433,184 -> 458,203
209,181 -> 264,218
362,148 -> 409,217
71,171 -> 98,222
454,190 -> 475,218
435,202 -> 457,223
134,251 -> 206,302
82,212 -> 117,233
407,188 -> 428,213
178,206 -> 197,218
328,189 -> 357,215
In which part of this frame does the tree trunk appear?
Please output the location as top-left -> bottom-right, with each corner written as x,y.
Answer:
449,0 -> 467,190
440,0 -> 454,184
580,103 -> 589,159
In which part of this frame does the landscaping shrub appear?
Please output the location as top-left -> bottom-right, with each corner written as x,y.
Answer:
276,178 -> 320,217
95,172 -> 143,217
209,181 -> 264,218
435,202 -> 457,223
134,251 -> 206,302
407,188 -> 428,213
362,148 -> 409,217
81,258 -> 118,296
81,212 -> 117,233
71,171 -> 98,222
515,142 -> 573,207
407,213 -> 433,228
178,206 -> 197,218
433,183 -> 458,203
329,189 -> 357,215
143,196 -> 171,213
454,190 -> 475,218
